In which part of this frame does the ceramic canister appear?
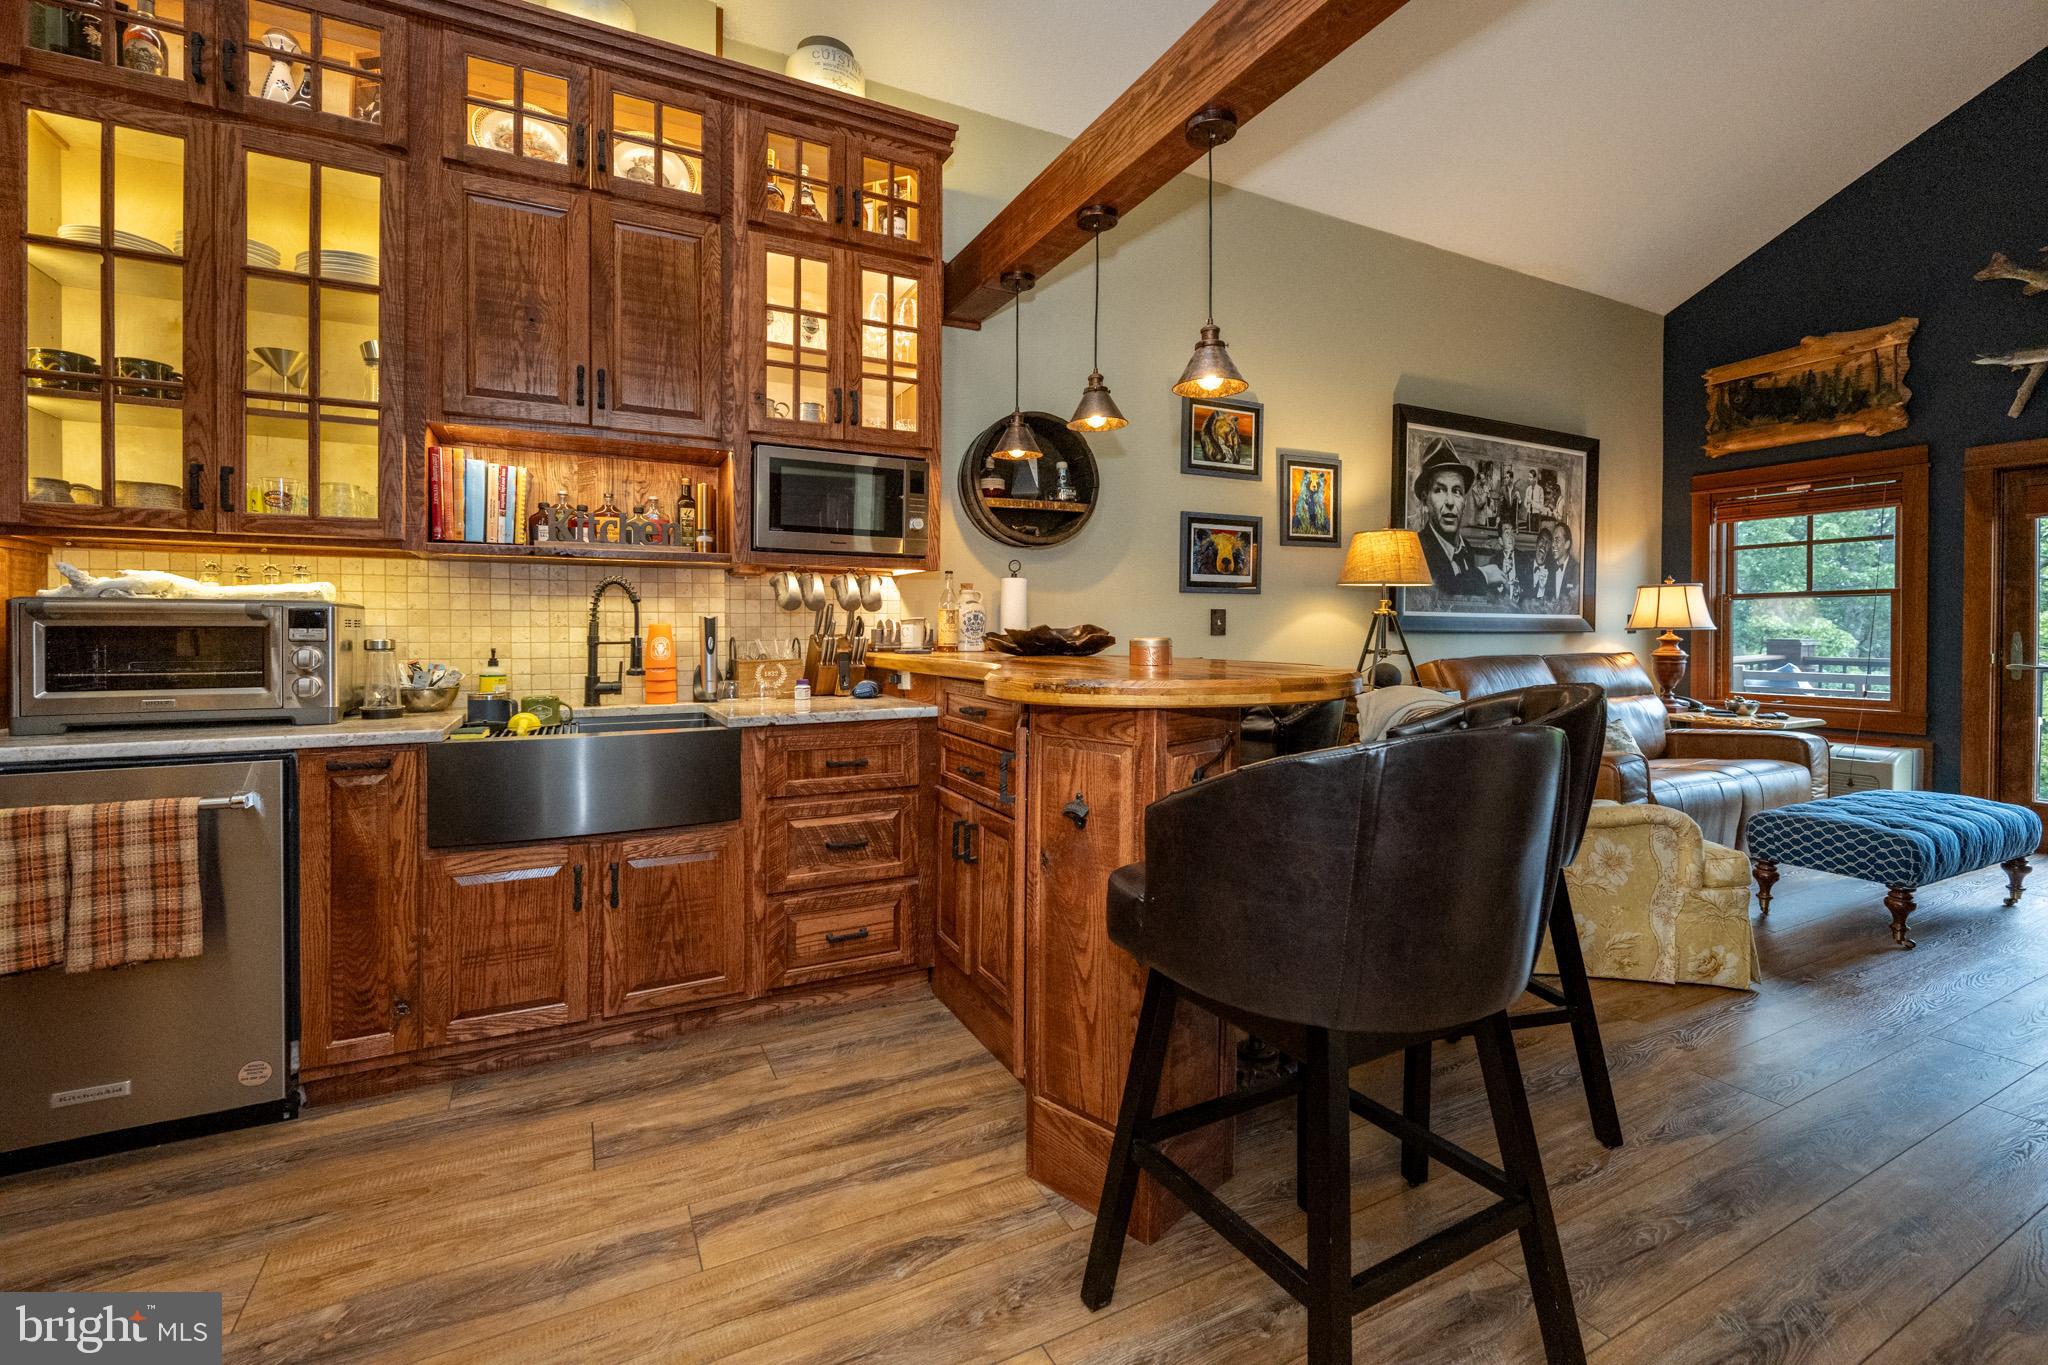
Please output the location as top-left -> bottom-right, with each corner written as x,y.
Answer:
958,584 -> 987,652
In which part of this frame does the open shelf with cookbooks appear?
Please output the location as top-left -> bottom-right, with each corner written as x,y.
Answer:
423,441 -> 733,566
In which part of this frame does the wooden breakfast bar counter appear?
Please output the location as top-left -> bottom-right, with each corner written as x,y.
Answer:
871,650 -> 1361,1241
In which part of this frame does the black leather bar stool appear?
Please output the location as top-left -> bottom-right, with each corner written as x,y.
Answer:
1387,683 -> 1618,1184
1082,725 -> 1586,1364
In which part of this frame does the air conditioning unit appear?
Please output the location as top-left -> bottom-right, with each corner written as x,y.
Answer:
1829,743 -> 1921,795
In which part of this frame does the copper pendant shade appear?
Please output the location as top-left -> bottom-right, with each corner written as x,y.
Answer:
995,271 -> 1042,460
1171,107 -> 1248,400
1068,205 -> 1128,432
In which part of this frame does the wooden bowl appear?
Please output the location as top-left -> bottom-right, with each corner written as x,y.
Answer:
982,624 -> 1117,657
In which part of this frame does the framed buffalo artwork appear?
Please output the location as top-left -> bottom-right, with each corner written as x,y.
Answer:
1180,511 -> 1262,594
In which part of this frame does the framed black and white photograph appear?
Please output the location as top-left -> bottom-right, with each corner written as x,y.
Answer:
1277,450 -> 1340,545
1392,404 -> 1598,633
1179,511 -> 1262,594
1182,395 -> 1262,480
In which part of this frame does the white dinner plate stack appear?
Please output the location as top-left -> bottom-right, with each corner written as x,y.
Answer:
57,224 -> 171,255
295,249 -> 378,285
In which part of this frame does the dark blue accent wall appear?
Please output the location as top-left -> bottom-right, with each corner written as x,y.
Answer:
1662,47 -> 2048,792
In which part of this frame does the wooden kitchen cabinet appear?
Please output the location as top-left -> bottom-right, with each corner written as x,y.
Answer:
298,746 -> 421,1068
421,842 -> 590,1044
441,172 -> 589,424
16,0 -> 219,107
442,34 -> 588,186
599,823 -> 746,1016
590,199 -> 722,438
594,69 -> 722,213
218,0 -> 407,146
934,783 -> 1020,1071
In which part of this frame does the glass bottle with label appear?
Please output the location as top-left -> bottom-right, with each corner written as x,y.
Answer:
623,500 -> 648,545
936,570 -> 960,650
641,497 -> 669,546
796,166 -> 825,221
763,148 -> 788,214
593,490 -> 623,544
573,503 -> 593,543
675,483 -> 698,543
527,488 -> 562,544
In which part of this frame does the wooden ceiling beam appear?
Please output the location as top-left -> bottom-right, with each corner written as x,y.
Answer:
942,0 -> 1414,328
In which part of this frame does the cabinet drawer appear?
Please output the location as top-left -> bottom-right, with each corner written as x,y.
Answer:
766,880 -> 917,987
939,680 -> 1019,747
939,733 -> 1016,809
755,722 -> 919,798
762,793 -> 916,893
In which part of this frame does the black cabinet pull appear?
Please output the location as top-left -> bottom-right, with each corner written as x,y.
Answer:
823,757 -> 870,770
219,466 -> 234,512
831,387 -> 842,424
608,860 -> 619,908
392,996 -> 411,1019
575,364 -> 585,406
574,123 -> 588,170
833,185 -> 845,224
998,750 -> 1014,806
953,763 -> 986,782
824,835 -> 871,852
961,822 -> 979,865
186,461 -> 205,511
190,33 -> 206,85
221,38 -> 239,94
596,368 -> 607,410
851,188 -> 864,228
326,757 -> 393,773
572,864 -> 584,913
597,128 -> 609,173
950,817 -> 965,861
825,926 -> 869,945
849,388 -> 860,426
1062,793 -> 1090,830
958,705 -> 990,719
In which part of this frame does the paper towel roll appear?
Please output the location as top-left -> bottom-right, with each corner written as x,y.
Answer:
999,573 -> 1027,633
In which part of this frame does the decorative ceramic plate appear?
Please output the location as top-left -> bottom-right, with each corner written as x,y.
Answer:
612,141 -> 695,193
468,105 -> 569,165
982,624 -> 1117,657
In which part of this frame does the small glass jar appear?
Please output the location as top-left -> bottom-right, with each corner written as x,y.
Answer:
361,638 -> 404,719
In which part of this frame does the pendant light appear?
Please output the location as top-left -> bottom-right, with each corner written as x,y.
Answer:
994,270 -> 1042,459
1171,106 -> 1248,399
1067,204 -> 1128,432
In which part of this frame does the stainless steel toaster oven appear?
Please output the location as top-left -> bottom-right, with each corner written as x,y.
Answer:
8,598 -> 365,734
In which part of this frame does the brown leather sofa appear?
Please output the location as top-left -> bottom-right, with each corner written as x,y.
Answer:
1414,651 -> 1828,848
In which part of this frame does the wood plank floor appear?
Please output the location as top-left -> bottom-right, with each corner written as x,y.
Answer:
7,862 -> 2048,1362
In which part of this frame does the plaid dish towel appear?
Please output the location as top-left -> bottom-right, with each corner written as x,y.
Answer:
64,798 -> 205,974
0,805 -> 70,975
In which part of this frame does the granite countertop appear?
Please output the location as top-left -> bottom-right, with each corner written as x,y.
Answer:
0,696 -> 935,765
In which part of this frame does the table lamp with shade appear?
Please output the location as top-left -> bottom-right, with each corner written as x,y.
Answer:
1339,529 -> 1433,686
1627,577 -> 1716,708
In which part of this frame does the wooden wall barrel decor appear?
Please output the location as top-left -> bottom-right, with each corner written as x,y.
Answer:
958,411 -> 1100,548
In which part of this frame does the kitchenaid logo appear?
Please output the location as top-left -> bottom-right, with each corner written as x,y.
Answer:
4,1294 -> 220,1362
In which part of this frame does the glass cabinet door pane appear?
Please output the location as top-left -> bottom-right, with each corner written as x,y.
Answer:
112,401 -> 183,503
859,154 -> 922,244
25,110 -> 102,240
318,411 -> 377,520
611,94 -> 704,197
25,244 -> 103,379
762,131 -> 832,223
318,165 -> 380,280
246,153 -> 311,273
247,277 -> 311,393
111,125 -> 181,253
317,287 -> 377,403
763,248 -> 831,426
465,57 -> 571,166
247,4 -> 315,104
858,269 -> 919,434
25,394 -> 102,504
112,257 -> 183,399
246,411 -> 311,515
29,0 -> 194,86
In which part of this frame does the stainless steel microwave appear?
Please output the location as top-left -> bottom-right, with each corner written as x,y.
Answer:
751,444 -> 929,559
9,598 -> 365,734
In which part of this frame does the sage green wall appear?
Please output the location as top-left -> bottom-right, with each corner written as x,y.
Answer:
726,41 -> 1666,670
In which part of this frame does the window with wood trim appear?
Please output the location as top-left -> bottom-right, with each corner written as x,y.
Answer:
1690,446 -> 1927,734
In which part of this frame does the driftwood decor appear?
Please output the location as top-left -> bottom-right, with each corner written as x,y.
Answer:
1702,318 -> 1916,457
1973,248 -> 2048,418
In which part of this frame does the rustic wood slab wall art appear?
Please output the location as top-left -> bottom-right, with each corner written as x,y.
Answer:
959,411 -> 1099,548
1973,248 -> 2048,418
1702,318 -> 1917,456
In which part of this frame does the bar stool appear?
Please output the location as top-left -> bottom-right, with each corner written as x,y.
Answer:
1082,725 -> 1586,1365
1387,684 -> 1618,1183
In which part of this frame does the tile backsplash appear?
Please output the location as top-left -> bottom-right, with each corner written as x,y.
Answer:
46,549 -> 903,705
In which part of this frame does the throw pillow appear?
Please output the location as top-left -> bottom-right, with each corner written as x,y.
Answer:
1604,718 -> 1643,756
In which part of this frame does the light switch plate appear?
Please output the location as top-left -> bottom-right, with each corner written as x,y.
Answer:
1210,609 -> 1227,636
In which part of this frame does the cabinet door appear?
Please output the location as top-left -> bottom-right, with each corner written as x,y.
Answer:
219,0 -> 406,146
443,35 -> 588,186
600,824 -> 746,1016
963,804 -> 1018,1016
849,137 -> 938,259
8,93 -> 214,530
220,126 -> 403,537
746,113 -> 843,237
422,843 -> 589,1043
849,255 -> 933,447
747,235 -> 841,440
298,747 -> 420,1068
442,173 -> 589,424
590,200 -> 721,437
19,0 -> 218,107
595,71 -> 721,213
934,784 -> 975,974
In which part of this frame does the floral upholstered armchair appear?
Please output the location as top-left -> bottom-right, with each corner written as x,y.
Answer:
1539,801 -> 1761,990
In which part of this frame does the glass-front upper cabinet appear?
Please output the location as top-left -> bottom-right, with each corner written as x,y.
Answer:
851,139 -> 937,254
748,115 -> 843,238
445,35 -> 588,186
754,238 -> 838,441
854,259 -> 928,446
16,97 -> 210,528
596,72 -> 720,212
222,0 -> 406,144
22,0 -> 216,105
224,129 -> 400,535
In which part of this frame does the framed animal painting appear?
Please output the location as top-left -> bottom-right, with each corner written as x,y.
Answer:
1278,451 -> 1340,546
1183,395 -> 1262,480
1180,511 -> 1262,594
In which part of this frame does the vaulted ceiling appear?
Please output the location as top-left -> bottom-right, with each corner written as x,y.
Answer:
721,0 -> 2048,313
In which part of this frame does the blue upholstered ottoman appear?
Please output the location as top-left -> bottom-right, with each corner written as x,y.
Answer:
1747,790 -> 2041,947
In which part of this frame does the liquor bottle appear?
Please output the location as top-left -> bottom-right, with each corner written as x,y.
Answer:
551,488 -> 573,542
936,570 -> 960,650
593,490 -> 623,544
763,148 -> 787,215
527,486 -> 562,544
119,0 -> 166,75
623,500 -> 648,546
796,165 -> 825,221
675,483 -> 698,543
641,497 -> 669,547
573,503 -> 593,543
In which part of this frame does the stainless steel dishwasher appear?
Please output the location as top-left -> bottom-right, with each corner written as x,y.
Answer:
0,754 -> 294,1171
